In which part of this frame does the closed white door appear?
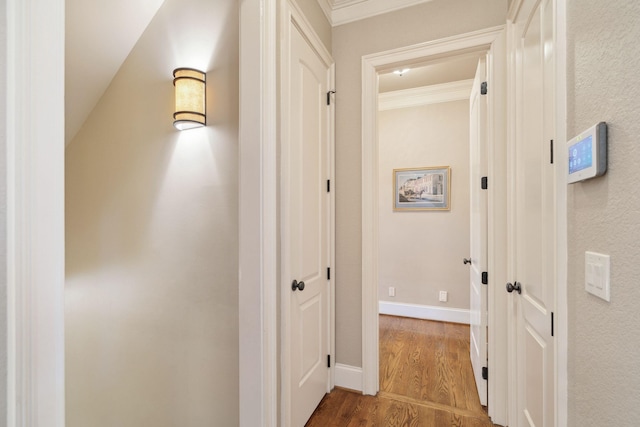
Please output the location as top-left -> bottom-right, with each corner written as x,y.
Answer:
285,23 -> 332,427
469,57 -> 489,406
511,0 -> 556,425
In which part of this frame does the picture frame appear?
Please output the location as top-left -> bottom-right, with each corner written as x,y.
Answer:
393,166 -> 451,211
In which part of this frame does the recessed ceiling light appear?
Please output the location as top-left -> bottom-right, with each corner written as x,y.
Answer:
393,68 -> 410,76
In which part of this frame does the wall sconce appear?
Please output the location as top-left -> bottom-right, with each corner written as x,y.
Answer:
173,68 -> 206,130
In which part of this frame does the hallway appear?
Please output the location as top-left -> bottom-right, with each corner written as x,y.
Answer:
306,315 -> 499,426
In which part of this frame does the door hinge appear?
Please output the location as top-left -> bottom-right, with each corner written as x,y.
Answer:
327,90 -> 336,106
481,176 -> 488,190
327,267 -> 331,280
551,311 -> 555,337
550,139 -> 554,164
327,179 -> 330,192
482,271 -> 488,285
481,81 -> 488,95
482,367 -> 488,380
327,354 -> 331,368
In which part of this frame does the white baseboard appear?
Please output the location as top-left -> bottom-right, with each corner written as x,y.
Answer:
334,363 -> 363,392
379,301 -> 470,324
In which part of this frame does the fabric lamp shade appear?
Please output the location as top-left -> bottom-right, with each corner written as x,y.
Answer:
173,68 -> 206,130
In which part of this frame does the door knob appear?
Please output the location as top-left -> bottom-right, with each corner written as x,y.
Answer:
463,258 -> 472,265
291,279 -> 305,292
506,281 -> 522,294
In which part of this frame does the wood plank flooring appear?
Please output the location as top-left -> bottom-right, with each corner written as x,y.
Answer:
306,315 -> 500,427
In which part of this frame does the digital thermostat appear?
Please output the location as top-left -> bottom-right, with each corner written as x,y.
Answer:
567,122 -> 607,184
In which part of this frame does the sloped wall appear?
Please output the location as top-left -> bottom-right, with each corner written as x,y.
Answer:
65,0 -> 239,425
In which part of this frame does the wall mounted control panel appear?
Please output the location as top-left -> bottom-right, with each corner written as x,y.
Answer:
567,122 -> 608,184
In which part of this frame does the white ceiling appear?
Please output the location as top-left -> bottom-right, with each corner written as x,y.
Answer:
65,0 -> 166,144
317,0 -> 433,26
378,53 -> 484,93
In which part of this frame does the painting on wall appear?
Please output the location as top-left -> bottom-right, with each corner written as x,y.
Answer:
393,166 -> 451,211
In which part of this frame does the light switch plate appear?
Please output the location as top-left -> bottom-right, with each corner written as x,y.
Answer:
585,251 -> 610,302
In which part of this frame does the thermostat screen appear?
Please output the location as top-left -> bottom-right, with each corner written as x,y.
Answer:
569,135 -> 593,174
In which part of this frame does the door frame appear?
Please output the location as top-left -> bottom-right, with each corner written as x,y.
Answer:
361,26 -> 509,424
238,0 -> 278,426
279,1 -> 336,425
505,0 -> 568,426
4,0 -> 66,425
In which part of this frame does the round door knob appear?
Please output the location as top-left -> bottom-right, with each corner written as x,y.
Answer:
291,280 -> 305,292
506,281 -> 522,294
463,258 -> 472,265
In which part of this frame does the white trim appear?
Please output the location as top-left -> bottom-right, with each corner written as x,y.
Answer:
334,364 -> 363,392
331,0 -> 433,26
554,1 -> 568,426
361,50 -> 380,397
378,79 -> 473,111
238,0 -> 278,425
6,0 -> 66,425
288,0 -> 334,64
361,26 -> 507,417
279,2 -> 293,421
379,302 -> 470,324
507,0 -> 524,21
485,30 -> 509,427
329,62 -> 337,392
505,15 -> 519,427
363,26 -> 506,73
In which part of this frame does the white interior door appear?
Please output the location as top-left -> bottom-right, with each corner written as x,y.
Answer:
285,22 -> 332,427
511,0 -> 556,425
469,57 -> 488,406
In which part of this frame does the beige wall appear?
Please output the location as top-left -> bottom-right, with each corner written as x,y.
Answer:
65,0 -> 239,425
378,100 -> 470,309
332,0 -> 506,367
567,0 -> 640,424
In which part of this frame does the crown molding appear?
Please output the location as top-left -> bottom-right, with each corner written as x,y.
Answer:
317,0 -> 433,26
378,79 -> 473,111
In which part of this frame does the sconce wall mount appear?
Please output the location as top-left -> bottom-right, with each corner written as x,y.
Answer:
173,68 -> 206,130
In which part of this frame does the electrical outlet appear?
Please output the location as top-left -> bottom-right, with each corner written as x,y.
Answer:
388,287 -> 395,297
439,291 -> 448,302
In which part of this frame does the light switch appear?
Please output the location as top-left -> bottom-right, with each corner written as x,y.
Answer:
585,251 -> 610,302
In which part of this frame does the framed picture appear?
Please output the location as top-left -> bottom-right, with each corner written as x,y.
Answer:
393,166 -> 451,211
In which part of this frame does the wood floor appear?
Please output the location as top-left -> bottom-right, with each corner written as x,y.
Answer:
306,315 -> 500,427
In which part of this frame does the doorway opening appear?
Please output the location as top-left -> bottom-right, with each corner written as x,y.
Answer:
376,49 -> 488,412
360,26 -> 508,425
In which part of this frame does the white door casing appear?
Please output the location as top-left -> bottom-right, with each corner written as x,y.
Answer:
361,26 -> 509,425
508,0 -> 557,425
469,57 -> 488,406
5,0 -> 66,425
239,0 -> 278,425
281,2 -> 335,426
